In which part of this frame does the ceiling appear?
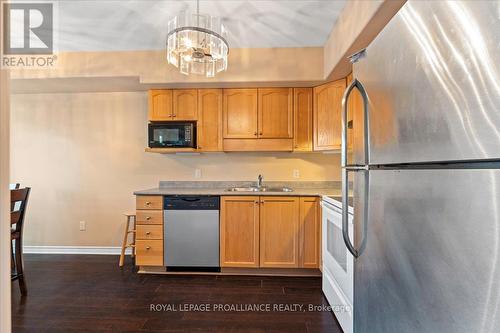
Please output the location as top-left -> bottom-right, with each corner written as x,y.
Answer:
53,0 -> 347,52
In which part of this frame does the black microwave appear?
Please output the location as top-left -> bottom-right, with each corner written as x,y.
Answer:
148,122 -> 196,148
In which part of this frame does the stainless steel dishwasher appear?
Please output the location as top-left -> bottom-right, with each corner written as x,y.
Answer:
164,196 -> 220,271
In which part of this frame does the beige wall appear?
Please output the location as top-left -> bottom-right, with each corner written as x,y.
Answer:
10,92 -> 340,247
1,70 -> 12,332
10,47 -> 324,89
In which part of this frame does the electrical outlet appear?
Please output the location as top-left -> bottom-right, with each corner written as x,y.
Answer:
79,221 -> 86,231
293,169 -> 300,178
194,168 -> 202,179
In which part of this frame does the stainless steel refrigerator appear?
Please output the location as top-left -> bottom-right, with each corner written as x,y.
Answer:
341,1 -> 500,332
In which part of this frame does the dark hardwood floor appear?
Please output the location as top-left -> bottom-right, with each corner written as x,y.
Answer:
11,254 -> 343,333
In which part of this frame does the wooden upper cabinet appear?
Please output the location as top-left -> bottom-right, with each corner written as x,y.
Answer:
257,88 -> 293,139
293,88 -> 313,151
259,196 -> 300,268
220,196 -> 260,268
223,89 -> 258,139
313,79 -> 346,150
299,197 -> 320,268
149,90 -> 173,121
198,89 -> 222,151
173,89 -> 198,120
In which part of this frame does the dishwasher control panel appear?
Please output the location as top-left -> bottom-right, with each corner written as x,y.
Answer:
164,196 -> 220,210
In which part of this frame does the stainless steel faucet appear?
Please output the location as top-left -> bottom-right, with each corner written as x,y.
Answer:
257,174 -> 264,188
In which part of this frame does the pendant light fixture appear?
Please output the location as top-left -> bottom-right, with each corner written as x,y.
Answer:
166,0 -> 229,77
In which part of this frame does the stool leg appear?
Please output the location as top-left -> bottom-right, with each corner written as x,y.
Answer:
131,216 -> 136,258
119,217 -> 130,267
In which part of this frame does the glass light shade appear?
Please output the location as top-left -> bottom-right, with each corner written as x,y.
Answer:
166,11 -> 229,78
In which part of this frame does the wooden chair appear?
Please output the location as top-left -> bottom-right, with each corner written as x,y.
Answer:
119,213 -> 136,267
11,187 -> 31,296
9,183 -> 20,271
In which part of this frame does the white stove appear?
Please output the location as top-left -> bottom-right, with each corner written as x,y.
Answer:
321,195 -> 354,333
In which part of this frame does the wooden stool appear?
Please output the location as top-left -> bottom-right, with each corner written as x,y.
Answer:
119,213 -> 136,267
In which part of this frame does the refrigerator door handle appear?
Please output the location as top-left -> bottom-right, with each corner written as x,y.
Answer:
341,78 -> 370,168
341,77 -> 370,259
341,168 -> 369,259
342,167 -> 359,258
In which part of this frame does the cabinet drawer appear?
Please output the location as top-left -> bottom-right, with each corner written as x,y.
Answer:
136,225 -> 163,240
136,195 -> 163,210
136,240 -> 163,266
136,210 -> 163,225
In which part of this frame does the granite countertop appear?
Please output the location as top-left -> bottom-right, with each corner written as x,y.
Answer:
134,181 -> 343,197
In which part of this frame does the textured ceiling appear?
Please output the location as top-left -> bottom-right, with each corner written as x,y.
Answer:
53,0 -> 346,51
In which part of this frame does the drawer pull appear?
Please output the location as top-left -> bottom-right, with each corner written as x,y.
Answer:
146,216 -> 151,220
146,201 -> 151,206
146,246 -> 151,250
146,232 -> 151,235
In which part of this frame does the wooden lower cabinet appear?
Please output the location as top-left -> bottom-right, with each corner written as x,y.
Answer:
299,197 -> 321,268
220,196 -> 260,267
135,240 -> 163,266
135,195 -> 164,267
259,197 -> 300,268
220,195 -> 321,269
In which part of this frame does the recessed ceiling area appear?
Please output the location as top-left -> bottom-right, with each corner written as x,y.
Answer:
55,0 -> 347,51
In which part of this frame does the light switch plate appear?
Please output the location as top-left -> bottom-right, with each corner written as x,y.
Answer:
79,221 -> 86,231
293,169 -> 300,178
194,169 -> 202,179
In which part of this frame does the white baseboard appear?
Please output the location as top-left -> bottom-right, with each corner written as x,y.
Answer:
23,246 -> 132,255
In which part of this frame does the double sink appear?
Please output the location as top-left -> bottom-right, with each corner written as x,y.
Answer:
226,186 -> 293,193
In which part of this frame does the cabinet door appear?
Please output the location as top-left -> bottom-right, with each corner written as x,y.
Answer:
198,89 -> 222,151
173,89 -> 198,120
293,88 -> 313,151
259,196 -> 300,268
299,197 -> 320,268
135,240 -> 163,266
149,90 -> 173,121
258,88 -> 293,138
220,196 -> 260,267
313,79 -> 346,150
223,89 -> 258,138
